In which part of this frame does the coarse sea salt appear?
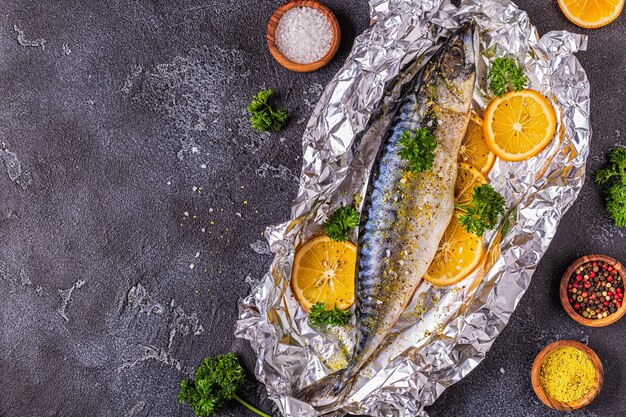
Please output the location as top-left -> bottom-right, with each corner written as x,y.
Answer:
276,7 -> 332,64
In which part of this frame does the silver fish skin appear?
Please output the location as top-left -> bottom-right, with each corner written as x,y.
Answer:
296,25 -> 477,408
337,23 -> 477,395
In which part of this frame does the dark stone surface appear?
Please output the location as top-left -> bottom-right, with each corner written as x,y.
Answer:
0,1 -> 624,417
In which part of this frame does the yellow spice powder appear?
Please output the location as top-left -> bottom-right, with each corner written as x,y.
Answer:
539,346 -> 595,403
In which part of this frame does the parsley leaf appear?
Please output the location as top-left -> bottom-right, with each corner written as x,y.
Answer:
179,353 -> 271,417
455,184 -> 506,236
247,89 -> 289,132
322,204 -> 360,242
397,128 -> 437,173
487,57 -> 528,97
308,302 -> 351,327
595,147 -> 626,228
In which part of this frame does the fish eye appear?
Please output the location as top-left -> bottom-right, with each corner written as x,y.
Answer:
440,45 -> 464,74
449,45 -> 463,60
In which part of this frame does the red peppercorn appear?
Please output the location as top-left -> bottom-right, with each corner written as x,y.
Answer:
576,275 -> 583,282
593,262 -> 598,267
573,283 -> 579,288
607,276 -> 613,282
590,271 -> 596,278
584,281 -> 591,289
574,303 -> 581,309
604,301 -> 610,306
608,291 -> 614,296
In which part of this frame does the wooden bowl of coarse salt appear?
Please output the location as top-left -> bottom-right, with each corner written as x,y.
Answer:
267,0 -> 341,72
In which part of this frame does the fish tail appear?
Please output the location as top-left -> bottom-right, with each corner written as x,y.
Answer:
293,369 -> 354,411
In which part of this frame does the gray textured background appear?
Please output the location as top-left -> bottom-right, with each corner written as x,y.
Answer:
0,1 -> 624,417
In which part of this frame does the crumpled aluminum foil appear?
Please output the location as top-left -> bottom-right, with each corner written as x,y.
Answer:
236,0 -> 591,415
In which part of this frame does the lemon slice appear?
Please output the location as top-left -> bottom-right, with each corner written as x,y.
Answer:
291,235 -> 356,311
424,213 -> 484,287
558,0 -> 624,28
455,162 -> 488,206
459,113 -> 495,175
483,89 -> 557,162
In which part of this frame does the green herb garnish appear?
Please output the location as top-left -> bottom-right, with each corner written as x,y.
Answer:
247,89 -> 289,132
322,204 -> 360,242
179,353 -> 271,417
455,184 -> 506,236
487,57 -> 528,97
308,302 -> 351,327
595,147 -> 626,228
398,128 -> 437,173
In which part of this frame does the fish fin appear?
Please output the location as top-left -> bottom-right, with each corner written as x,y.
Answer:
293,370 -> 353,411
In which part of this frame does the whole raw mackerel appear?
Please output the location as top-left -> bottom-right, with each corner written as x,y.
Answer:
297,23 -> 477,408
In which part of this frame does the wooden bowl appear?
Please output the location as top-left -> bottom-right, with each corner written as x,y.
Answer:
560,254 -> 626,327
531,340 -> 603,411
267,0 -> 341,72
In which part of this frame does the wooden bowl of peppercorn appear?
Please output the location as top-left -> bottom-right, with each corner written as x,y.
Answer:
560,254 -> 626,327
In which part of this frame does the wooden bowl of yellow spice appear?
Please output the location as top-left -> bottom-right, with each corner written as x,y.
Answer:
531,340 -> 603,411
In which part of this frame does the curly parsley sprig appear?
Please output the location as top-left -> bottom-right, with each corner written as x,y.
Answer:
455,184 -> 506,236
595,147 -> 626,228
247,89 -> 289,132
179,353 -> 271,417
398,128 -> 437,173
322,204 -> 360,242
487,57 -> 528,97
308,302 -> 351,327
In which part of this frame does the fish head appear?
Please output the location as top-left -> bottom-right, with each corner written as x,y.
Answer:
439,23 -> 476,81
433,23 -> 477,113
